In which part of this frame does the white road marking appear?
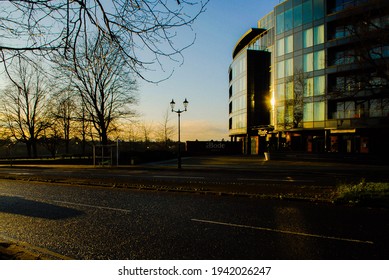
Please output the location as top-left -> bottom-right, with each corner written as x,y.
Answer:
153,175 -> 205,179
191,218 -> 374,245
237,178 -> 315,183
52,200 -> 132,214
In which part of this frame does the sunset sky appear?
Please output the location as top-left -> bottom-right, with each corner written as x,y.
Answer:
138,0 -> 282,141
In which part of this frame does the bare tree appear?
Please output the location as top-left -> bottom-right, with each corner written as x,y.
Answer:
47,88 -> 78,154
155,109 -> 175,149
0,0 -> 208,80
0,57 -> 51,157
56,36 -> 138,145
140,120 -> 155,147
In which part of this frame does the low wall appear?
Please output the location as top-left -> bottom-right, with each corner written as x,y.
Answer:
186,141 -> 242,156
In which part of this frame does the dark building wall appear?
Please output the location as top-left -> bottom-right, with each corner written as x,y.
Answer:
247,50 -> 271,130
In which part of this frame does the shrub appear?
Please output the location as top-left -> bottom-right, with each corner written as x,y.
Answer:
334,179 -> 389,207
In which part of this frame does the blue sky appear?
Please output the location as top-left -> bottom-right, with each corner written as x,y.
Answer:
138,0 -> 282,141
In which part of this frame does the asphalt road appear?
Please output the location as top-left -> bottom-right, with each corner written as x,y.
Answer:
1,180 -> 388,259
1,156 -> 388,202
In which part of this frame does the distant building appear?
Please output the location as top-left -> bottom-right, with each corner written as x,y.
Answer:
229,0 -> 389,155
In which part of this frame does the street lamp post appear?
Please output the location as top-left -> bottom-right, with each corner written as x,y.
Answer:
170,98 -> 188,169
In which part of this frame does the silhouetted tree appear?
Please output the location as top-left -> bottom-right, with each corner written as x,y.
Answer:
0,0 -> 208,80
0,56 -> 51,157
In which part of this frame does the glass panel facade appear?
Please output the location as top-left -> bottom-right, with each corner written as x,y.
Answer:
304,78 -> 314,97
286,81 -> 294,99
294,4 -> 303,27
313,0 -> 324,20
370,99 -> 381,117
277,61 -> 285,78
314,50 -> 325,70
294,55 -> 303,71
284,8 -> 293,32
277,83 -> 285,101
276,38 -> 285,56
303,102 -> 313,121
303,53 -> 313,72
302,0 -> 312,24
314,76 -> 325,96
314,25 -> 324,45
285,58 -> 294,77
232,95 -> 247,112
314,101 -> 325,121
294,31 -> 302,50
231,0 -> 389,150
276,12 -> 285,34
275,1 -> 322,34
277,106 -> 285,124
285,35 -> 293,54
229,51 -> 248,135
303,28 -> 313,48
285,105 -> 294,125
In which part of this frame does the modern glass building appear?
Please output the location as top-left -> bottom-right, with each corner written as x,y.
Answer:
229,0 -> 389,155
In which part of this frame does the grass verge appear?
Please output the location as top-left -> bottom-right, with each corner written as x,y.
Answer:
334,179 -> 389,208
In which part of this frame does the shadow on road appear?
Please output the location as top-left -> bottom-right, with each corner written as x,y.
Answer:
0,196 -> 84,220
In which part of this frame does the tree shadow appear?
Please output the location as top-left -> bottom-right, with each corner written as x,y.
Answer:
0,196 -> 84,220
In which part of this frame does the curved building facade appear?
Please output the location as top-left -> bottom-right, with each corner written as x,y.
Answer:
229,0 -> 389,155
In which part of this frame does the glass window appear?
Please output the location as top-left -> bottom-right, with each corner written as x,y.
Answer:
285,35 -> 293,54
314,25 -> 324,45
294,55 -> 303,71
276,12 -> 285,34
232,113 -> 247,129
303,102 -> 313,121
302,0 -> 312,24
294,4 -> 303,27
277,106 -> 285,124
314,101 -> 325,121
334,26 -> 345,39
277,83 -> 285,101
277,61 -> 285,79
345,101 -> 355,118
284,8 -> 293,31
313,0 -> 324,20
304,77 -> 314,96
285,58 -> 294,77
314,76 -> 325,96
336,102 -> 345,118
314,50 -> 325,70
285,105 -> 294,125
304,53 -> 313,72
303,28 -> 313,48
370,99 -> 381,117
286,81 -> 294,99
276,38 -> 285,56
331,24 -> 352,40
294,31 -> 302,50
